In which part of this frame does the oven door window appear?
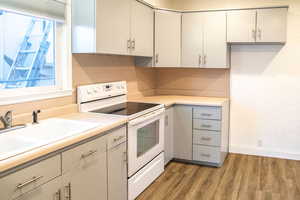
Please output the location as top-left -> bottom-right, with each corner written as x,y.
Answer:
137,120 -> 159,157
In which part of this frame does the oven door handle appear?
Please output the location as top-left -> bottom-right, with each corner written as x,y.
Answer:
128,108 -> 165,127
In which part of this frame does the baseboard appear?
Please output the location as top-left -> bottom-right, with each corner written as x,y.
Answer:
229,145 -> 300,161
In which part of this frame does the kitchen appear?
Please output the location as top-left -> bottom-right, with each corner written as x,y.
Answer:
0,0 -> 299,200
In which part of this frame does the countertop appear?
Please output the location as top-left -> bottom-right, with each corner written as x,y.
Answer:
0,112 -> 128,173
129,95 -> 229,107
0,95 -> 229,173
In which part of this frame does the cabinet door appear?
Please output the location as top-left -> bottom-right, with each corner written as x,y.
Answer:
181,13 -> 204,68
164,107 -> 174,165
227,10 -> 257,43
155,11 -> 181,67
131,0 -> 154,57
173,105 -> 193,160
62,137 -> 107,200
15,178 -> 61,200
96,0 -> 131,55
108,142 -> 127,200
256,8 -> 287,43
203,11 -> 228,68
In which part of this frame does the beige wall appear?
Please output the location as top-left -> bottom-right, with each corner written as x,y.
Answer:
156,68 -> 229,97
0,55 -> 156,121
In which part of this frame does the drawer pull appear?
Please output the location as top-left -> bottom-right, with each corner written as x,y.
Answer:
113,135 -> 125,142
201,137 -> 212,141
16,176 -> 44,189
201,154 -> 211,158
65,183 -> 72,200
55,189 -> 61,200
81,150 -> 98,159
201,113 -> 212,117
201,124 -> 212,128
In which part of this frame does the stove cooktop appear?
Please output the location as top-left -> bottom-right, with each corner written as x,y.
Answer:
90,102 -> 160,116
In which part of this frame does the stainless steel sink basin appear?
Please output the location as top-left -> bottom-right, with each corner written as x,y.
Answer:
0,118 -> 99,161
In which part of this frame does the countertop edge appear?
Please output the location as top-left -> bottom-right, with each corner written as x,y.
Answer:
0,118 -> 127,173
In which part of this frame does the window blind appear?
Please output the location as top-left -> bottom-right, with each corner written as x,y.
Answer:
0,0 -> 66,21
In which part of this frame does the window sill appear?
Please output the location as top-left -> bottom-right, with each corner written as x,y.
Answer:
0,89 -> 73,106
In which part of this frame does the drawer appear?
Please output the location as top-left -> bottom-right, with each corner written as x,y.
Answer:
193,145 -> 220,163
193,107 -> 221,120
193,133 -> 221,147
0,155 -> 61,200
62,135 -> 107,173
193,119 -> 221,131
107,126 -> 127,149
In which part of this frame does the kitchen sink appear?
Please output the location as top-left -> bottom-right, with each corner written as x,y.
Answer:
0,118 -> 99,161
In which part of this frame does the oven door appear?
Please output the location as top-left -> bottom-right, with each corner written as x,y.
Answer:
127,108 -> 165,177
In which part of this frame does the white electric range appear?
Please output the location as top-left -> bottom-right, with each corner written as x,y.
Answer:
77,81 -> 165,200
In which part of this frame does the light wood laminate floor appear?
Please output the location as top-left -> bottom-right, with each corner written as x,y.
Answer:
137,153 -> 300,200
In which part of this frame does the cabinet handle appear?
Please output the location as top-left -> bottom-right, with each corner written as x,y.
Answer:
199,55 -> 202,66
16,176 -> 44,189
201,124 -> 212,128
65,183 -> 71,200
123,151 -> 127,163
252,29 -> 257,41
201,137 -> 212,141
81,150 -> 98,159
155,54 -> 159,64
127,39 -> 131,50
131,39 -> 135,50
201,113 -> 212,117
113,135 -> 125,142
201,153 -> 211,158
165,115 -> 169,126
203,55 -> 207,65
257,28 -> 262,40
55,189 -> 61,200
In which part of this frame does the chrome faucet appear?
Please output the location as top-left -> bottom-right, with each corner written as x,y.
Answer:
0,111 -> 13,129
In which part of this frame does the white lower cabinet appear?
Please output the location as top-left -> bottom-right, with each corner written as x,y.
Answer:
108,142 -> 127,200
169,103 -> 229,167
173,105 -> 193,160
0,155 -> 61,200
61,135 -> 108,200
14,178 -> 62,200
0,127 -> 128,200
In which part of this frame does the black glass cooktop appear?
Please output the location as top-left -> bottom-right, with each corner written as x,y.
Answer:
90,102 -> 160,116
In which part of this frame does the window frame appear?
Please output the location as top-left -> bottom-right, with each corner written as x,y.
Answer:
0,2 -> 72,105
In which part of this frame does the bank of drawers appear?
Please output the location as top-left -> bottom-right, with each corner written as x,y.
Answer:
192,106 -> 222,164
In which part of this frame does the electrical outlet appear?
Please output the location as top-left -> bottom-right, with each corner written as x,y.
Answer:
258,140 -> 263,147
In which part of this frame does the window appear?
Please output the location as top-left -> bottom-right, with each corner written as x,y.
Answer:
0,10 -> 56,89
0,2 -> 72,105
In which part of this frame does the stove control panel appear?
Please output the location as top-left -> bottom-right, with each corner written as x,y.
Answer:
78,81 -> 127,103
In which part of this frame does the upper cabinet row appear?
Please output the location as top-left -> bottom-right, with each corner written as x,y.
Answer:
72,0 -> 288,68
72,0 -> 153,57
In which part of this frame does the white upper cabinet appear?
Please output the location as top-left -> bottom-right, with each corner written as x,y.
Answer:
182,11 -> 228,68
155,11 -> 181,67
72,0 -> 154,56
131,0 -> 154,57
181,13 -> 204,68
203,12 -> 228,68
96,0 -> 131,55
227,8 -> 287,43
256,8 -> 287,43
227,10 -> 257,43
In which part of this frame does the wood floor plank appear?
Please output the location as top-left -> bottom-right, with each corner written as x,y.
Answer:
137,154 -> 300,200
